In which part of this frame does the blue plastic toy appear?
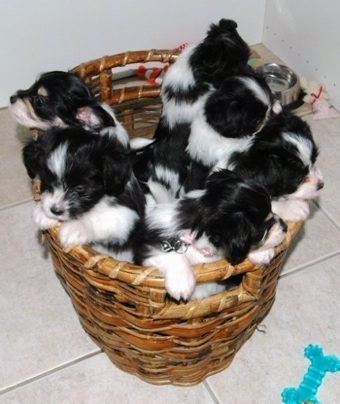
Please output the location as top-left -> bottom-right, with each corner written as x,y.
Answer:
281,344 -> 340,404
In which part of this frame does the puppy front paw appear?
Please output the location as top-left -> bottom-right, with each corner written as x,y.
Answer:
33,204 -> 59,230
248,248 -> 275,265
165,266 -> 196,301
272,199 -> 310,222
58,221 -> 91,248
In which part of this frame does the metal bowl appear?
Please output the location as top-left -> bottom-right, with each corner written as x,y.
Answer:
256,63 -> 300,106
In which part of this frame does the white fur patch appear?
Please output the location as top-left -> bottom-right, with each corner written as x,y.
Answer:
100,125 -> 130,148
129,137 -> 155,150
161,43 -> 197,92
147,181 -> 175,203
149,165 -> 181,197
9,99 -> 66,129
47,143 -> 68,180
146,201 -> 179,237
272,199 -> 311,222
162,93 -> 211,129
58,198 -> 139,248
238,76 -> 271,106
160,45 -> 211,129
282,132 -> 313,167
187,111 -> 253,168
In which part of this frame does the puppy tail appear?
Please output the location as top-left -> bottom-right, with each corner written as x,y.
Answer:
147,180 -> 175,203
207,19 -> 238,36
129,137 -> 155,150
217,18 -> 238,31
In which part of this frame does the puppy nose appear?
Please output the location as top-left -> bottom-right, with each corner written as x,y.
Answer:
317,180 -> 324,191
50,207 -> 64,216
10,95 -> 18,104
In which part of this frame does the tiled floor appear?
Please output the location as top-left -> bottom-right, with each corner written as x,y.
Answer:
1,46 -> 340,403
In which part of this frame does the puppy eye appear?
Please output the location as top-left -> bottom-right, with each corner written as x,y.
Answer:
74,185 -> 85,193
33,95 -> 45,107
211,234 -> 221,245
41,183 -> 52,193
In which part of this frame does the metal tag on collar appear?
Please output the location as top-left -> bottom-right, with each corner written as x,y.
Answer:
174,239 -> 189,254
160,239 -> 189,254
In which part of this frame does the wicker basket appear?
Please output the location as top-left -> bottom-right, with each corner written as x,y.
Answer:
37,49 -> 301,386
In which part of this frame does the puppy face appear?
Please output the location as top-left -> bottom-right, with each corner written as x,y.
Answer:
180,170 -> 286,265
229,111 -> 324,201
279,132 -> 324,200
22,127 -> 131,223
204,76 -> 279,139
10,71 -> 115,130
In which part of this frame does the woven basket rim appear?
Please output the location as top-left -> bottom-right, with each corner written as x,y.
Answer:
47,220 -> 301,286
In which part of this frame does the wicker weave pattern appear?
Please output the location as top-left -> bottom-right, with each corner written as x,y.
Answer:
71,49 -> 180,139
35,50 -> 303,385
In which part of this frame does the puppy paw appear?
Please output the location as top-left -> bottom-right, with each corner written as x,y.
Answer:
33,204 -> 59,230
272,199 -> 310,222
248,248 -> 275,265
58,221 -> 90,248
165,266 -> 196,301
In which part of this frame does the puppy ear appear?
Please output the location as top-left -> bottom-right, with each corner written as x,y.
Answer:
98,140 -> 131,195
22,140 -> 43,179
76,105 -> 115,130
224,214 -> 253,265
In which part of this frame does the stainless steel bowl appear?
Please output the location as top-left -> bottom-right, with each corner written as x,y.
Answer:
256,63 -> 300,106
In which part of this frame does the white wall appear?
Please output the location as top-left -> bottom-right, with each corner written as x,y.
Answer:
0,0 -> 265,107
263,0 -> 340,109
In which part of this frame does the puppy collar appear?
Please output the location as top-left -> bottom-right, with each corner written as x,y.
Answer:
160,232 -> 214,257
182,232 -> 216,257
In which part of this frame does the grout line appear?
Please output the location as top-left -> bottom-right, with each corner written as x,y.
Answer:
313,200 -> 340,232
280,250 -> 340,279
203,380 -> 222,404
0,350 -> 102,396
0,198 -> 34,212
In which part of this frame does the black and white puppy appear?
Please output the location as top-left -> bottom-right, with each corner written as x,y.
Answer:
228,110 -> 324,222
9,71 -> 118,131
136,169 -> 287,301
160,18 -> 252,125
22,127 -> 146,260
145,19 -> 255,200
9,70 -> 154,151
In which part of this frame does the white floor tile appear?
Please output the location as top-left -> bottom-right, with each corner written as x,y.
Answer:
0,353 -> 216,404
307,116 -> 340,227
0,108 -> 33,208
0,202 -> 99,391
206,254 -> 340,404
282,202 -> 340,274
